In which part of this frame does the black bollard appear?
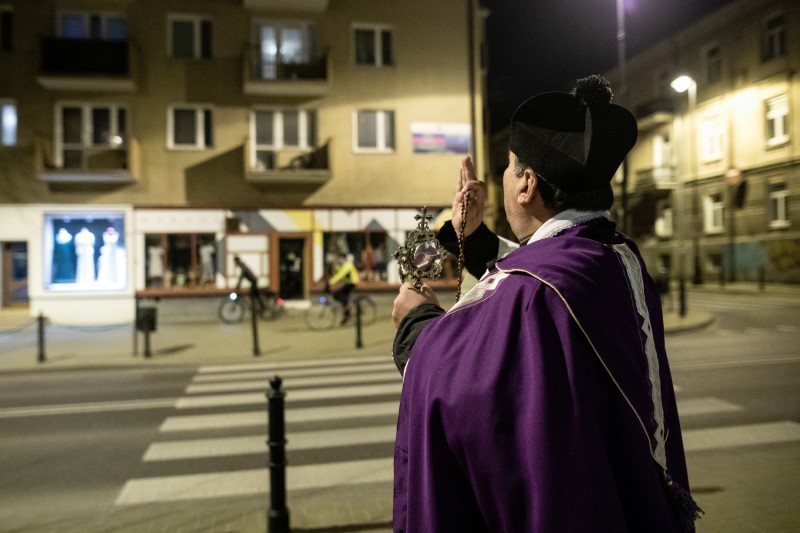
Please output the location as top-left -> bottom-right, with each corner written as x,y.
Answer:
267,376 -> 290,533
678,278 -> 687,318
758,266 -> 766,292
143,327 -> 152,358
251,297 -> 261,357
355,298 -> 363,349
37,313 -> 46,363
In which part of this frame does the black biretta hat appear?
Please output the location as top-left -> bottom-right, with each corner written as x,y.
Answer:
509,75 -> 637,193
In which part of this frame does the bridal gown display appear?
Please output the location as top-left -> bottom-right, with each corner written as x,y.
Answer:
52,228 -> 76,283
96,227 -> 127,285
74,228 -> 96,285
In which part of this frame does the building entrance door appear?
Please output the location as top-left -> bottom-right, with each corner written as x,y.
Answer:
278,237 -> 305,300
2,242 -> 28,307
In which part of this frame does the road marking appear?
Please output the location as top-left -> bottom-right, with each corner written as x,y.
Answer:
0,398 -> 176,418
192,362 -> 394,382
160,401 -> 399,432
683,421 -> 800,452
115,457 -> 393,505
144,425 -> 396,461
186,370 -> 398,394
175,382 -> 401,409
677,397 -> 742,417
197,355 -> 389,374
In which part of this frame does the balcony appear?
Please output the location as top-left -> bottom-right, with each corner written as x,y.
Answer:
245,140 -> 330,186
243,47 -> 328,97
633,97 -> 674,133
243,0 -> 329,12
37,38 -> 138,92
635,166 -> 677,194
36,136 -> 140,185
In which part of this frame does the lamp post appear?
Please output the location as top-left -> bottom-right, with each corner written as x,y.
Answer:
671,75 -> 703,285
616,0 -> 629,233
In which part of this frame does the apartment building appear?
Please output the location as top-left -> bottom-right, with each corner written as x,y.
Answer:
0,0 -> 488,323
609,0 -> 800,284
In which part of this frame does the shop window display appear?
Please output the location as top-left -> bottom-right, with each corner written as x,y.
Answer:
145,233 -> 217,289
44,213 -> 127,291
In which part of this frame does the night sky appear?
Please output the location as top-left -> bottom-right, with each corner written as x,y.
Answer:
484,0 -> 738,132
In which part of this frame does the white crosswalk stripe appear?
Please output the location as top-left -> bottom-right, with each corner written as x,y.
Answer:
115,357 -> 800,508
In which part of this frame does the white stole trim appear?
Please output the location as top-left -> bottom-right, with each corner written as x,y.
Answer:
613,243 -> 668,471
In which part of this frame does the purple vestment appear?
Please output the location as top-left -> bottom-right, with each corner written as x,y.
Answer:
394,219 -> 693,532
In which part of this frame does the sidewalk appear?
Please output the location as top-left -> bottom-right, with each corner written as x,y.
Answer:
0,287 -> 720,372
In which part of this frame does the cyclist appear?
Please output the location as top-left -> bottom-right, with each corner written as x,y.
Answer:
328,253 -> 360,324
233,255 -> 265,311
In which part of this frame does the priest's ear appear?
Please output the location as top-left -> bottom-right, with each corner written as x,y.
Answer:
517,167 -> 538,206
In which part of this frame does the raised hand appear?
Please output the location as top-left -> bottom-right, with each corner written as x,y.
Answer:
451,156 -> 485,238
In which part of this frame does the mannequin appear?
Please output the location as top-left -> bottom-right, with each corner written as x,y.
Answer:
199,241 -> 216,284
97,227 -> 127,285
74,227 -> 96,284
147,244 -> 165,285
52,228 -> 76,283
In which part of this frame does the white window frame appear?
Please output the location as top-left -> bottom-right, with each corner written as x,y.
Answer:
352,23 -> 393,67
1,98 -> 16,146
56,10 -> 127,40
762,12 -> 786,61
768,182 -> 789,229
702,42 -> 721,85
353,109 -> 395,153
54,101 -> 127,167
252,19 -> 313,79
765,94 -> 789,148
167,104 -> 213,150
168,14 -> 211,59
655,199 -> 673,238
249,107 -> 316,169
703,192 -> 725,234
700,114 -> 724,163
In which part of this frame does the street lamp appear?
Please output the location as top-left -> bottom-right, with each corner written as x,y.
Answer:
671,74 -> 703,285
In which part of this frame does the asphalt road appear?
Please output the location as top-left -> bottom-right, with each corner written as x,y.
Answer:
0,289 -> 798,532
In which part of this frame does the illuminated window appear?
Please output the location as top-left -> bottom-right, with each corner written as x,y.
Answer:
169,15 -> 211,59
700,115 -> 724,163
765,94 -> 789,148
1,100 -> 16,146
704,193 -> 724,234
58,11 -> 127,40
253,20 -> 314,79
354,110 -> 394,152
655,199 -> 673,237
167,105 -> 213,149
353,24 -> 392,67
768,183 -> 789,229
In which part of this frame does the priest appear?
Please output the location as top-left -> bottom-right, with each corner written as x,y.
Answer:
391,75 -> 702,532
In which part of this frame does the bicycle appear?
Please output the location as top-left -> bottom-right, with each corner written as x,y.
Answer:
218,289 -> 285,323
305,291 -> 377,331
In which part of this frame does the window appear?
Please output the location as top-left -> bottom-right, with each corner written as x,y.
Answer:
353,24 -> 392,67
44,212 -> 127,291
253,20 -> 313,79
1,7 -> 12,51
354,110 -> 394,152
655,199 -> 673,237
1,100 -> 16,146
250,108 -> 317,170
704,43 -> 721,85
168,105 -> 213,149
768,183 -> 789,229
652,133 -> 671,169
58,12 -> 127,40
169,15 -> 212,59
762,13 -> 786,61
56,103 -> 127,168
145,233 -> 216,288
704,193 -> 724,233
765,94 -> 789,148
700,115 -> 724,163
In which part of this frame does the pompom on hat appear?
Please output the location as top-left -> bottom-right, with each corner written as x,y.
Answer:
509,75 -> 638,193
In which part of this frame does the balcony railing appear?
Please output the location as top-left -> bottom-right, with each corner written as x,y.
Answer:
38,38 -> 137,92
36,136 -> 140,184
635,166 -> 677,193
634,97 -> 674,132
243,47 -> 328,97
245,140 -> 331,185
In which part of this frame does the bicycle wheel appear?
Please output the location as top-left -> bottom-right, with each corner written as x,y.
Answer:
218,295 -> 246,323
355,296 -> 378,325
259,296 -> 284,321
305,299 -> 338,330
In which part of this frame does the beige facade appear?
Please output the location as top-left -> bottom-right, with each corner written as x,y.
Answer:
0,0 -> 488,321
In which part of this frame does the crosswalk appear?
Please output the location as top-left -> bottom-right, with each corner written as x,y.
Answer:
114,355 -> 800,512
